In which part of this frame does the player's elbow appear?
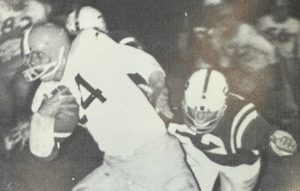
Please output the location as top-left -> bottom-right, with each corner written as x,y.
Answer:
29,138 -> 55,159
30,142 -> 59,161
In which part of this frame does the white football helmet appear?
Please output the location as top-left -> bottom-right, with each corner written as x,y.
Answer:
22,23 -> 70,82
183,69 -> 228,133
66,6 -> 107,35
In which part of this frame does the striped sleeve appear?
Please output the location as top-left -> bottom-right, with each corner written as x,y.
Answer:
230,103 -> 275,152
241,113 -> 276,150
230,103 -> 255,153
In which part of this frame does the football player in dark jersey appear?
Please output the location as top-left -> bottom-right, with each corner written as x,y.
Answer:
168,69 -> 297,191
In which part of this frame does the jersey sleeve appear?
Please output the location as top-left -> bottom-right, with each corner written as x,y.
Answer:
239,112 -> 276,150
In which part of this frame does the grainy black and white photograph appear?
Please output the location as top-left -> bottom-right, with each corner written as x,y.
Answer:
0,0 -> 300,190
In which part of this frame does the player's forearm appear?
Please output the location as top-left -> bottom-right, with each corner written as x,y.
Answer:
29,112 -> 56,158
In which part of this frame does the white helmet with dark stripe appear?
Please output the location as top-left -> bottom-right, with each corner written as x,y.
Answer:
65,6 -> 107,35
183,69 -> 228,133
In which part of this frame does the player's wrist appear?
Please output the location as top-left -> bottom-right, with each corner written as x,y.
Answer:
37,101 -> 60,118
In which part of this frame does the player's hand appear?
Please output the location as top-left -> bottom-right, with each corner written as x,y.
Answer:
38,85 -> 78,118
150,87 -> 174,120
270,130 -> 297,156
4,121 -> 30,151
139,85 -> 174,119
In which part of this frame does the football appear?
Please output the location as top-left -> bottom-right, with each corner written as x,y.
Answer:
52,86 -> 79,141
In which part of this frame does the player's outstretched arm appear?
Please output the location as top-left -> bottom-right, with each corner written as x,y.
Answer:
30,85 -> 79,160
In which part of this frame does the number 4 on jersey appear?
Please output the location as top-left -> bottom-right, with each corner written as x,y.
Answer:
75,74 -> 107,109
75,74 -> 107,123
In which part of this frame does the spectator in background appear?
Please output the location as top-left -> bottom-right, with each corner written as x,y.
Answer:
0,0 -> 51,63
191,1 -> 297,126
257,0 -> 300,123
193,0 -> 276,72
0,0 -> 51,154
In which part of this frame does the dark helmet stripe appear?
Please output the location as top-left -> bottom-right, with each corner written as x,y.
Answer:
202,69 -> 212,99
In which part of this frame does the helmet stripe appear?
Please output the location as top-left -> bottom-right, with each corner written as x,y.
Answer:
202,69 -> 212,99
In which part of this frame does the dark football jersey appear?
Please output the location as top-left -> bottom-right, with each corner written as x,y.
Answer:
169,94 -> 276,166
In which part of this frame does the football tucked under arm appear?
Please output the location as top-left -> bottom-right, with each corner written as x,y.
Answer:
30,85 -> 79,160
269,130 -> 297,157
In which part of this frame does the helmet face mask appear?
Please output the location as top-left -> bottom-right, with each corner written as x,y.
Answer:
22,23 -> 70,82
23,47 -> 66,82
183,100 -> 226,133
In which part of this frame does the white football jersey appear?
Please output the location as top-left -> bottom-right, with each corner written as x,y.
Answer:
32,29 -> 166,157
257,15 -> 300,58
0,0 -> 49,62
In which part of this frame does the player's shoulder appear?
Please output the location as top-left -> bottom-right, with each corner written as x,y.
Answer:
120,43 -> 153,58
226,93 -> 255,116
71,29 -> 116,53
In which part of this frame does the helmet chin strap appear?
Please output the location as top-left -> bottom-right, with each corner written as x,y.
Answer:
40,47 -> 66,81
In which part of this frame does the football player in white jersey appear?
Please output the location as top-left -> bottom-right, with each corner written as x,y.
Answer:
0,0 -> 50,63
168,69 -> 297,191
23,23 -> 198,191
